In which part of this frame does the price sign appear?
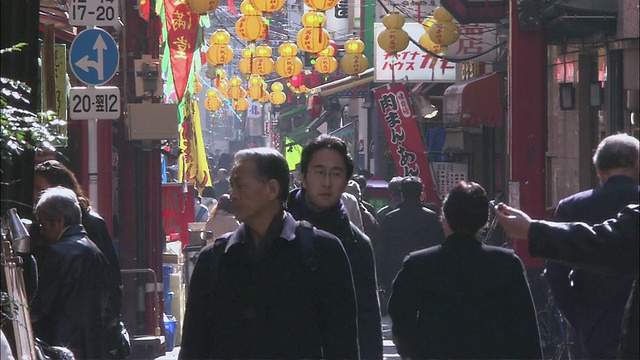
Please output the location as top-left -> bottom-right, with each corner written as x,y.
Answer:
69,0 -> 120,27
69,86 -> 120,120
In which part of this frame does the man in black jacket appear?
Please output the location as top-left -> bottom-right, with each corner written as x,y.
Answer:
495,203 -> 639,359
545,133 -> 639,358
31,186 -> 111,359
389,182 -> 542,359
180,147 -> 359,359
286,135 -> 383,360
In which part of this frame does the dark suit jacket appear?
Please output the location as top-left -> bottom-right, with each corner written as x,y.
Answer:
388,233 -> 542,359
529,205 -> 639,359
546,175 -> 638,358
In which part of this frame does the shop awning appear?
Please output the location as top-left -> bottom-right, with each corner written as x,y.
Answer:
440,0 -> 508,24
308,68 -> 375,97
443,72 -> 503,127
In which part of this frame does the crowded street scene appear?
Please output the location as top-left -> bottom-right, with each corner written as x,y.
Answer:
1,0 -> 639,359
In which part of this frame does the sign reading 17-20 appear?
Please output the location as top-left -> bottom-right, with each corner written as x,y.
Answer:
69,0 -> 120,27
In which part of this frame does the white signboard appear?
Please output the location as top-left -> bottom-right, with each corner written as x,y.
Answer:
373,22 -> 498,82
69,0 -> 120,27
247,100 -> 262,119
69,86 -> 121,120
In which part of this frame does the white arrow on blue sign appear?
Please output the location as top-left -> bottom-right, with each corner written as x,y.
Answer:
69,28 -> 119,86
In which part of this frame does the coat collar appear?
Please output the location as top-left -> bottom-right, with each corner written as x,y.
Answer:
224,212 -> 298,253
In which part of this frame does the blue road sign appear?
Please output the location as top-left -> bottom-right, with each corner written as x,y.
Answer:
69,28 -> 119,86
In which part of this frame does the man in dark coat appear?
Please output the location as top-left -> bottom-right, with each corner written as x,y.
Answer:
545,133 -> 639,358
495,203 -> 639,359
286,135 -> 383,360
180,148 -> 359,360
31,187 -> 111,359
389,182 -> 542,360
376,176 -> 403,221
378,176 -> 445,302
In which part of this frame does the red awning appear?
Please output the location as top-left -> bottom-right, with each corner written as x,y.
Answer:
443,72 -> 504,127
440,0 -> 508,24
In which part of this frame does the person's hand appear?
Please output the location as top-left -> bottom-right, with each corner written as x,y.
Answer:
493,202 -> 532,239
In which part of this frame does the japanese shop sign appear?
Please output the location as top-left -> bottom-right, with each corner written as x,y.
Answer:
165,2 -> 200,102
373,22 -> 498,82
374,83 -> 439,205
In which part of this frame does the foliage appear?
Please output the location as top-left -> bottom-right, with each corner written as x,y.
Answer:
1,43 -> 67,162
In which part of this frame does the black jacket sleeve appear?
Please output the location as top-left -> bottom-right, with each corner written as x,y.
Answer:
179,243 -> 216,360
387,256 -> 419,358
314,231 -> 360,360
528,204 -> 639,272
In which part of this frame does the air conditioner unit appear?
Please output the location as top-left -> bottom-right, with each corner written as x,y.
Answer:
125,103 -> 179,141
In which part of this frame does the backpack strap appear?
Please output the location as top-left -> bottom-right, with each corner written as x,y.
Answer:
296,220 -> 318,273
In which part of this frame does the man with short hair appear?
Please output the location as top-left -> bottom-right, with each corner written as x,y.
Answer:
378,176 -> 445,302
376,176 -> 403,221
388,182 -> 542,359
545,133 -> 639,359
31,186 -> 111,359
212,168 -> 230,196
180,148 -> 359,359
286,135 -> 383,359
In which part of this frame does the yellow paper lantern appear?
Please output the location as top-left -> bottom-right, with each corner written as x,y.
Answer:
377,28 -> 410,55
229,76 -> 243,87
418,33 -> 444,53
271,82 -> 284,92
210,30 -> 231,45
235,16 -> 267,42
206,44 -> 234,66
382,12 -> 405,29
186,0 -> 220,14
249,0 -> 285,15
228,86 -> 247,100
296,27 -> 330,53
215,78 -> 230,93
278,42 -> 299,57
204,95 -> 222,111
248,85 -> 267,100
248,74 -> 264,87
193,77 -> 203,94
275,56 -> 303,78
340,53 -> 369,75
239,0 -> 261,15
258,89 -> 270,103
232,97 -> 250,111
216,68 -> 227,78
255,44 -> 273,57
344,37 -> 365,54
318,45 -> 336,57
314,56 -> 338,74
428,21 -> 459,46
301,11 -> 326,27
238,58 -> 253,74
433,6 -> 454,22
252,57 -> 275,76
307,0 -> 339,11
269,91 -> 286,105
421,16 -> 436,31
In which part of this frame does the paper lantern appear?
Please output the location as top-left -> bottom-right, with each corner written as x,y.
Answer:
248,84 -> 267,100
382,12 -> 405,29
314,56 -> 337,74
340,53 -> 369,75
344,37 -> 365,54
239,58 -> 253,74
193,77 -> 203,94
421,16 -> 436,31
239,0 -> 261,15
278,42 -> 299,57
318,44 -> 336,57
235,16 -> 267,42
206,44 -> 234,66
249,0 -> 285,15
253,57 -> 275,76
248,74 -> 264,88
186,0 -> 219,14
301,11 -> 326,27
269,91 -> 286,105
275,56 -> 303,78
428,21 -> 459,46
307,0 -> 339,11
228,86 -> 247,100
232,97 -> 250,111
209,30 -> 231,45
258,89 -> 270,103
229,76 -> 243,87
377,28 -> 410,55
433,6 -> 454,22
419,33 -> 445,53
296,27 -> 330,53
255,44 -> 273,57
216,78 -> 230,93
204,95 -> 222,111
271,81 -> 284,92
289,73 -> 304,87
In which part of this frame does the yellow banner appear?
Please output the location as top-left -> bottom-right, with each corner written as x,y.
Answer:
178,98 -> 212,192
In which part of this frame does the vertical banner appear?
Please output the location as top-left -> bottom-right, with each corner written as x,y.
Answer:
162,183 -> 195,244
179,97 -> 212,191
53,44 -> 68,146
374,83 -> 439,205
165,1 -> 199,102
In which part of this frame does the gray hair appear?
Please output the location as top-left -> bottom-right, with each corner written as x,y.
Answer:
592,133 -> 639,173
35,186 -> 82,226
234,148 -> 290,203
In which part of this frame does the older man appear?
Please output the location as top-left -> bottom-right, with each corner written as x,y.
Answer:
30,186 -> 111,359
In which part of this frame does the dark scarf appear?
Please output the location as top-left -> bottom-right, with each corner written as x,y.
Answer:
287,188 -> 355,242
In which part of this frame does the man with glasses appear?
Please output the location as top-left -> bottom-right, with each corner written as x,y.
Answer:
180,148 -> 359,359
30,186 -> 111,359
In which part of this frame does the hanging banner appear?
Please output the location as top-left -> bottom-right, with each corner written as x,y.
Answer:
374,82 -> 439,205
179,97 -> 212,191
165,1 -> 199,102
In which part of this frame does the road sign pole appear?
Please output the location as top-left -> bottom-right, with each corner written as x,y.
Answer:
85,25 -> 99,210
